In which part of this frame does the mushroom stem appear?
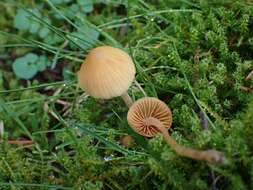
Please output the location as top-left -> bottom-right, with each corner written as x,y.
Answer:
144,117 -> 226,164
121,91 -> 134,108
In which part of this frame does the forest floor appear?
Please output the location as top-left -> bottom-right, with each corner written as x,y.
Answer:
0,0 -> 253,190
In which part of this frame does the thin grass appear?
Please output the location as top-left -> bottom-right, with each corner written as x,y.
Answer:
0,81 -> 71,94
0,182 -> 73,190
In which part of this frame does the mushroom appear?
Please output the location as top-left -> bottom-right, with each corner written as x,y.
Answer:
120,135 -> 135,148
127,97 -> 226,164
77,46 -> 136,107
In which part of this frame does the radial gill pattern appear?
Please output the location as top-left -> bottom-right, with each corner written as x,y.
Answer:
127,97 -> 172,137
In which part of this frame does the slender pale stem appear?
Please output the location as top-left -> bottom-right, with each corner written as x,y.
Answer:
121,91 -> 133,108
144,117 -> 226,164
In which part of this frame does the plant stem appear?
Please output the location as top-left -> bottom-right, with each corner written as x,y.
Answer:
144,117 -> 226,164
121,91 -> 134,108
134,80 -> 147,96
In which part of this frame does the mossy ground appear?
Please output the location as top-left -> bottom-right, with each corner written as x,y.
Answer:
0,0 -> 253,189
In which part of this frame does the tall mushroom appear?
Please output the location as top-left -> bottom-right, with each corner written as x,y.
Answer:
127,97 -> 226,164
77,46 -> 136,107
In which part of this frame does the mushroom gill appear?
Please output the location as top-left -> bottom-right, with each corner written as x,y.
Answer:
127,97 -> 227,164
127,97 -> 172,137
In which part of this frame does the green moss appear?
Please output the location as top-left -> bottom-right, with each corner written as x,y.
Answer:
0,0 -> 253,189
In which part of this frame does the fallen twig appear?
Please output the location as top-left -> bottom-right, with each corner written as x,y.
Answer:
246,70 -> 253,81
199,110 -> 209,130
0,121 -> 4,138
44,102 -> 60,121
0,140 -> 33,145
240,86 -> 253,93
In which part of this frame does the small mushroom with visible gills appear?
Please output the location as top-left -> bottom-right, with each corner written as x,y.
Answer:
77,46 -> 136,107
127,97 -> 226,164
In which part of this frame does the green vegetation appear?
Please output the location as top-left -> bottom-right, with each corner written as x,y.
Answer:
0,0 -> 253,189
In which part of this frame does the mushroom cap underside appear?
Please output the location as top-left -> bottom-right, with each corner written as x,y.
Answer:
127,97 -> 172,137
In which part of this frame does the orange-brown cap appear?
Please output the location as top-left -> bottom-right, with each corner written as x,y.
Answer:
127,97 -> 172,137
77,46 -> 136,99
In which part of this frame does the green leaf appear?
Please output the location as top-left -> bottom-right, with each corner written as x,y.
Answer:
13,53 -> 50,76
29,21 -> 40,34
12,54 -> 38,80
38,18 -> 51,38
44,33 -> 63,45
77,0 -> 93,13
25,53 -> 39,63
65,4 -> 80,19
14,9 -> 30,30
70,4 -> 79,12
51,0 -> 63,4
37,56 -> 47,71
28,9 -> 42,34
39,27 -> 50,38
51,0 -> 71,4
69,23 -> 99,49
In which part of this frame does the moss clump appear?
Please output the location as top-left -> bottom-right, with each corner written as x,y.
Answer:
0,0 -> 253,189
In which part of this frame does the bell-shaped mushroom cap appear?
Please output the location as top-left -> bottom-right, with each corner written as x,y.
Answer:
77,46 -> 136,99
127,97 -> 172,137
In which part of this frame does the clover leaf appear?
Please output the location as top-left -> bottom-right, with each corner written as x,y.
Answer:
14,9 -> 30,30
12,53 -> 38,79
12,53 -> 50,80
37,55 -> 49,71
77,0 -> 93,13
69,22 -> 99,50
